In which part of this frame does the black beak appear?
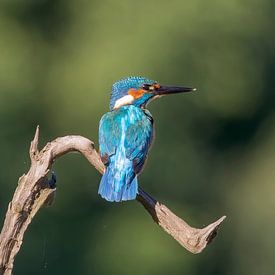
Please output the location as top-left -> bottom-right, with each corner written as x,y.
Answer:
153,86 -> 196,95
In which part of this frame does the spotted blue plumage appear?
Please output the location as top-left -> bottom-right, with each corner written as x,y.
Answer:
99,105 -> 153,201
109,76 -> 155,110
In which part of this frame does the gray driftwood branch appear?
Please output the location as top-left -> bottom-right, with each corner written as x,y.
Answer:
0,126 -> 226,275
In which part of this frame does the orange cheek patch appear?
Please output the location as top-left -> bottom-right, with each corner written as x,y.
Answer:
128,88 -> 145,99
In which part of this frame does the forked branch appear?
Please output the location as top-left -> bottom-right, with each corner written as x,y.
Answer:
0,127 -> 226,275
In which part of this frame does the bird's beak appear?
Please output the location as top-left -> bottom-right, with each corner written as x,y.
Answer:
153,86 -> 196,95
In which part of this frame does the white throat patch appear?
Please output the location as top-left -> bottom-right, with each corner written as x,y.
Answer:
113,95 -> 134,109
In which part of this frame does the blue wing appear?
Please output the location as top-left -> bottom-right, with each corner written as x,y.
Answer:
125,110 -> 154,174
99,111 -> 121,164
98,106 -> 153,202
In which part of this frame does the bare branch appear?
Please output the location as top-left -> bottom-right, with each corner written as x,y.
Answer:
0,128 -> 226,274
137,188 -> 226,253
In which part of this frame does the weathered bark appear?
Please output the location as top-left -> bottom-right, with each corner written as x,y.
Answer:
0,127 -> 226,275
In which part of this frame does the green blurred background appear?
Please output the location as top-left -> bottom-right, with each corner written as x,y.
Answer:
0,0 -> 275,274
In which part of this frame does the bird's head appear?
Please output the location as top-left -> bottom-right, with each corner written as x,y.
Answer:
109,76 -> 196,110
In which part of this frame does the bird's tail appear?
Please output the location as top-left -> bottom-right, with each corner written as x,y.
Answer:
98,166 -> 138,202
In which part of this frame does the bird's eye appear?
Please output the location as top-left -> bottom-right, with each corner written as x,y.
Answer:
142,83 -> 161,91
142,84 -> 151,90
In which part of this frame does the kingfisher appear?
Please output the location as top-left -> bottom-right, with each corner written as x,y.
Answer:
98,76 -> 196,202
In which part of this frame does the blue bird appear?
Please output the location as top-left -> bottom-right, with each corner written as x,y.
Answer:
98,76 -> 195,202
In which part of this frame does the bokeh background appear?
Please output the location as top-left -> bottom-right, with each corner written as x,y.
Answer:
0,0 -> 275,274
